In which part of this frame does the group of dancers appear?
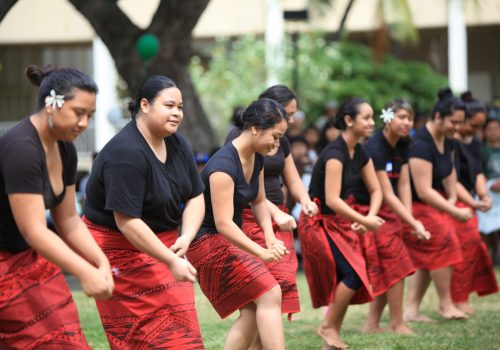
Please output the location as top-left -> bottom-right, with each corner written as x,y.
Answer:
0,64 -> 497,350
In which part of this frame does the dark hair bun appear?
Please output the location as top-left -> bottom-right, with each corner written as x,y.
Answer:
460,91 -> 474,102
234,107 -> 245,129
438,87 -> 453,100
128,101 -> 135,113
25,64 -> 56,87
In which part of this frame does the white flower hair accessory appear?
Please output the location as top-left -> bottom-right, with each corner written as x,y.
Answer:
380,108 -> 394,123
45,89 -> 65,109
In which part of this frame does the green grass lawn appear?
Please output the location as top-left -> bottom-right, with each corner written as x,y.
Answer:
74,270 -> 500,349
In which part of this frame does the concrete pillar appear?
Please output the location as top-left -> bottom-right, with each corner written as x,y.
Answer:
448,0 -> 468,93
265,0 -> 285,87
92,37 -> 119,151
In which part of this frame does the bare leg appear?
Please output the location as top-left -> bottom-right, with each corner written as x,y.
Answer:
386,279 -> 414,335
362,294 -> 387,333
224,303 -> 258,350
430,267 -> 468,320
254,285 -> 285,350
248,333 -> 263,350
404,269 -> 435,323
318,282 -> 356,349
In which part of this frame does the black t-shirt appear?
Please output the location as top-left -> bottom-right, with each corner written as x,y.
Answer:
309,136 -> 370,214
0,117 -> 77,252
454,137 -> 483,193
84,121 -> 204,232
409,126 -> 454,201
225,128 -> 290,204
196,142 -> 264,238
365,130 -> 409,195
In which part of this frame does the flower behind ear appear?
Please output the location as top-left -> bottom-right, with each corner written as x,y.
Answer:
380,108 -> 394,124
45,89 -> 65,109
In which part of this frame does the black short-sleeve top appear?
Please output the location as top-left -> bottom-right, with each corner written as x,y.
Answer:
454,137 -> 483,194
225,127 -> 290,204
83,121 -> 204,232
0,117 -> 77,252
309,136 -> 371,214
409,126 -> 454,201
365,130 -> 409,195
196,142 -> 264,238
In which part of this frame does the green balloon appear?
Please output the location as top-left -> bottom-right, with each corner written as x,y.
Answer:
136,33 -> 160,60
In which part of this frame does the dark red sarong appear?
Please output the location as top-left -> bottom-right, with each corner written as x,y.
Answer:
358,204 -> 415,296
84,218 -> 204,350
450,201 -> 498,303
186,233 -> 278,319
402,202 -> 463,270
297,199 -> 373,308
241,205 -> 300,316
0,249 -> 90,349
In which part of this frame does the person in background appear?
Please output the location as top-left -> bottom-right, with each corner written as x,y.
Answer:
478,117 -> 500,264
187,98 -> 289,350
83,75 -> 205,349
303,125 -> 321,163
298,98 -> 384,349
315,100 -> 339,130
449,91 -> 498,314
317,118 -> 341,154
0,64 -> 113,349
404,88 -> 471,322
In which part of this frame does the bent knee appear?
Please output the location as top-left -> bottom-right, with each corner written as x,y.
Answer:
256,284 -> 282,305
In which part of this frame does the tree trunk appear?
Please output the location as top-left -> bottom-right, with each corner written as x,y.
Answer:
68,0 -> 218,152
0,0 -> 17,22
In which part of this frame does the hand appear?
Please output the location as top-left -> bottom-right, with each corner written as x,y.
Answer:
491,180 -> 500,192
168,256 -> 197,283
170,235 -> 192,257
259,241 -> 288,262
273,211 -> 297,232
452,207 -> 473,222
301,200 -> 318,217
362,215 -> 385,232
476,196 -> 492,212
411,220 -> 431,240
448,196 -> 457,206
351,222 -> 367,234
77,265 -> 114,300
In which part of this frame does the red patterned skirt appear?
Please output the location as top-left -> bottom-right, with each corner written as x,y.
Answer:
450,201 -> 498,303
297,199 -> 372,308
0,249 -> 90,349
186,233 -> 278,319
358,203 -> 415,297
84,218 -> 204,350
241,205 -> 300,316
403,202 -> 462,270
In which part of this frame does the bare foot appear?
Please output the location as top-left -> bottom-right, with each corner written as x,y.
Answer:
361,325 -> 387,334
455,303 -> 475,315
317,326 -> 348,349
404,311 -> 437,323
438,305 -> 468,320
391,323 -> 415,335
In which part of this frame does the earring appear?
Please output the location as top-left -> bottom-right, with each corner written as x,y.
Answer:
47,113 -> 54,128
347,124 -> 352,127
